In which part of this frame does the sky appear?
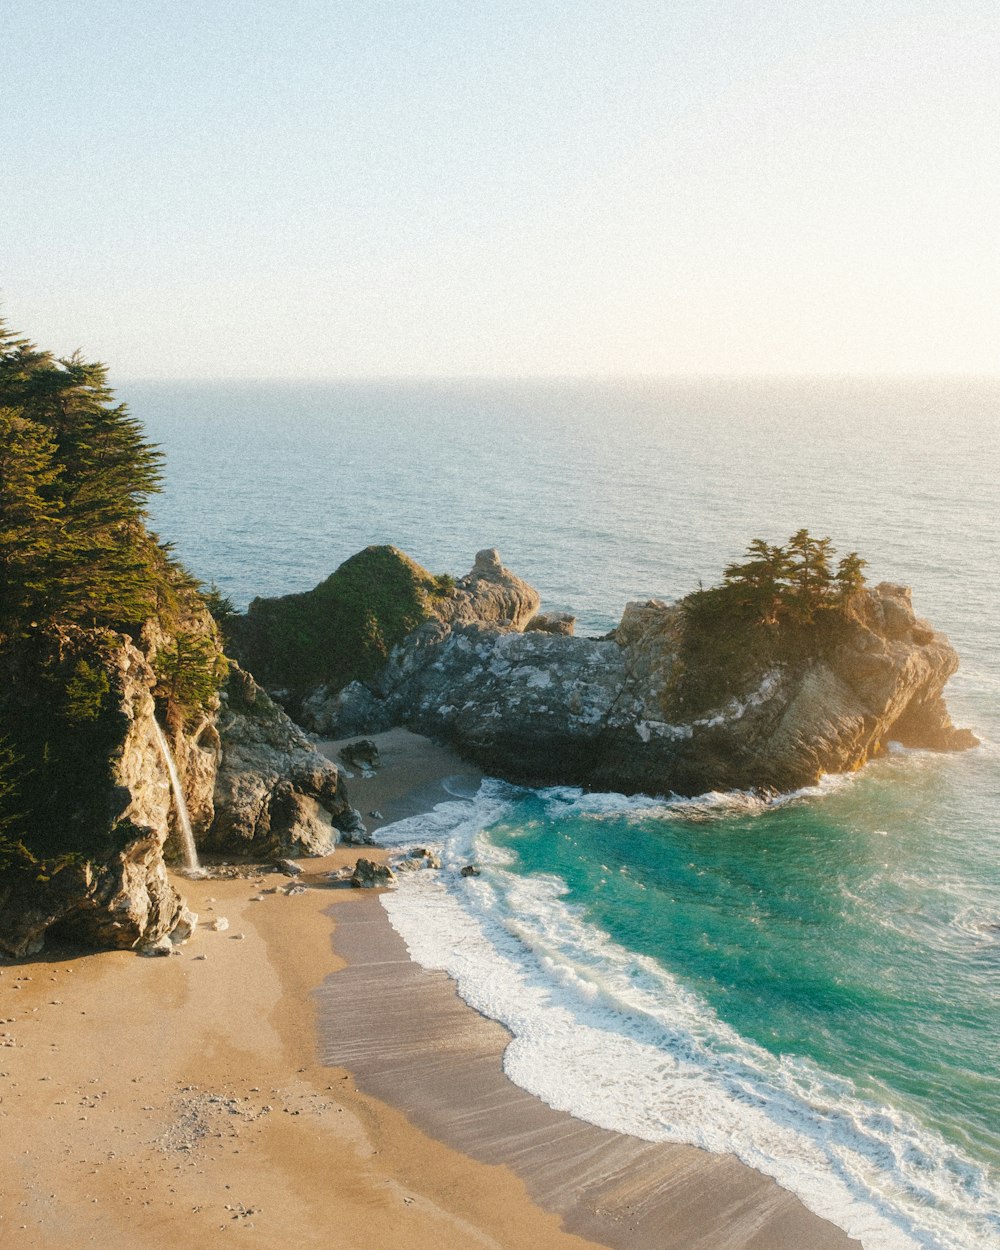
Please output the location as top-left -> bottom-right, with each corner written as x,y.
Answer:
2,1 -> 998,378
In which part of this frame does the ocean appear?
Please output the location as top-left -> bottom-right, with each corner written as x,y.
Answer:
126,377 -> 1000,1250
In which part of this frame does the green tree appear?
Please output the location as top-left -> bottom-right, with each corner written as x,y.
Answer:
62,660 -> 111,724
0,325 -> 165,631
835,552 -> 868,603
784,529 -> 834,622
155,631 -> 226,712
0,410 -> 62,627
723,538 -> 791,623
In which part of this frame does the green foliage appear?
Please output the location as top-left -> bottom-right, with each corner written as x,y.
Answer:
62,659 -> 110,723
835,551 -> 868,602
231,545 -> 453,704
154,631 -> 228,713
0,321 -> 164,635
203,582 -> 236,625
0,321 -> 224,864
686,530 -> 867,630
0,736 -> 22,840
0,742 -> 33,866
432,573 -> 457,597
675,531 -> 869,717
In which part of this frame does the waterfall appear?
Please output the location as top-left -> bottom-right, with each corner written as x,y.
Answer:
151,717 -> 201,875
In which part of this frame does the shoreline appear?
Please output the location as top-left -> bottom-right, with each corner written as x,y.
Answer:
0,728 -> 858,1249
318,730 -> 859,1250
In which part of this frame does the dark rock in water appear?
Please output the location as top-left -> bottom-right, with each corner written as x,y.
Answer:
460,865 -> 481,878
350,858 -> 396,889
393,847 -> 442,872
339,738 -> 381,770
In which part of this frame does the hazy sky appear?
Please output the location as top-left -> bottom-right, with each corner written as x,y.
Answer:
2,1 -> 998,377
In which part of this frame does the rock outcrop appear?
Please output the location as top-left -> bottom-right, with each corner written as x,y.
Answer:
229,544 -> 536,718
206,665 -> 360,858
350,857 -> 396,889
0,624 -> 198,957
310,560 -> 977,797
0,620 -> 360,957
300,548 -> 539,733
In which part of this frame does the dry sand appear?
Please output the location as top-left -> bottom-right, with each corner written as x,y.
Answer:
0,728 -> 858,1249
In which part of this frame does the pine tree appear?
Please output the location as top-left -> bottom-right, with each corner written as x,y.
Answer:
835,552 -> 867,603
785,529 -> 834,622
723,538 -> 791,623
0,410 -> 62,627
0,325 -> 165,630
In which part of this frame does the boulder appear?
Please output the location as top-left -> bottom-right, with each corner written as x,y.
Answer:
393,847 -> 442,872
350,858 -> 396,889
170,907 -> 199,943
526,611 -> 576,637
339,738 -> 381,770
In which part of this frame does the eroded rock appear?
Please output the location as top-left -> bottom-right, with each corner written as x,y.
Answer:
305,568 -> 978,797
350,858 -> 397,889
208,666 -> 357,857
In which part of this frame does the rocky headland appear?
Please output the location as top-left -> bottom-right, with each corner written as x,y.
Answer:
0,602 -> 362,958
254,546 -> 976,797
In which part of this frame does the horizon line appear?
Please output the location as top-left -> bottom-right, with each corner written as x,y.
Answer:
115,371 -> 1000,385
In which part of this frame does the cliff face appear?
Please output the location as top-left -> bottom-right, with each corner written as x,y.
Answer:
300,548 -> 540,732
207,664 -> 357,857
0,616 -> 358,958
317,563 -> 976,796
228,543 -> 536,718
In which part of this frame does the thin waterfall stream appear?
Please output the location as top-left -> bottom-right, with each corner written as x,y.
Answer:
151,717 -> 201,875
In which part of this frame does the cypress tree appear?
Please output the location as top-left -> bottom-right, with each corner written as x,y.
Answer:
0,410 -> 62,627
0,325 -> 165,631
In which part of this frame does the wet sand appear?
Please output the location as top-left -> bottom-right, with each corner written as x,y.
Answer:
0,728 -> 858,1249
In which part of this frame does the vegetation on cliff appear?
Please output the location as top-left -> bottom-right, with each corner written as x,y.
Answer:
227,545 -> 456,709
674,530 -> 867,717
0,322 -> 225,868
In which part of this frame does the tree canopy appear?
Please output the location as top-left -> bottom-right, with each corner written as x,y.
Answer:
0,321 -> 165,635
686,530 -> 868,627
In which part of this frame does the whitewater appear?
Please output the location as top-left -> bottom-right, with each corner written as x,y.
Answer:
376,763 -> 999,1250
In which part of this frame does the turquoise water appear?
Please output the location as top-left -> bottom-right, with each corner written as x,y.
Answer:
491,755 -> 1000,1169
128,377 -> 1000,1247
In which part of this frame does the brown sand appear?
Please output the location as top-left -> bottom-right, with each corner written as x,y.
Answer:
0,728 -> 858,1249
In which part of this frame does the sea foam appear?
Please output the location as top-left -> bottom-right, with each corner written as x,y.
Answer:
379,781 -> 1000,1250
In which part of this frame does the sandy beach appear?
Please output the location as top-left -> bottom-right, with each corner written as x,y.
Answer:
0,729 -> 858,1249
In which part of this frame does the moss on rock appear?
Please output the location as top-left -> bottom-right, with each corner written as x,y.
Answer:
229,545 -> 452,707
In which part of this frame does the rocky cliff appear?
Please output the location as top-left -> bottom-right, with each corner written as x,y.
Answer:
0,616 -> 359,958
307,554 -> 976,796
230,544 -> 539,722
